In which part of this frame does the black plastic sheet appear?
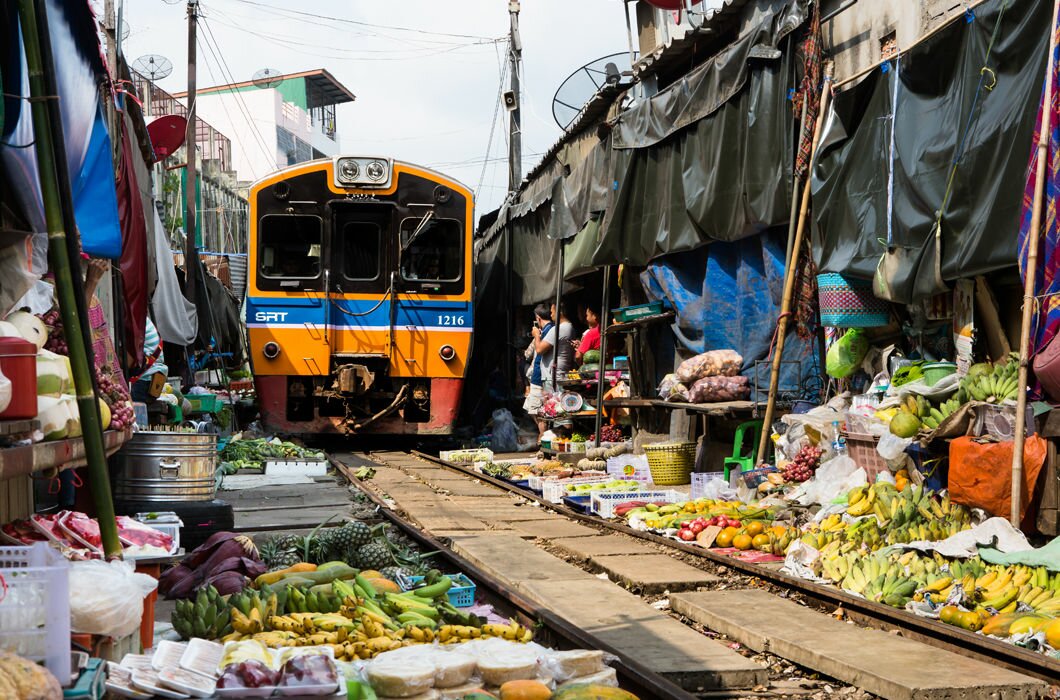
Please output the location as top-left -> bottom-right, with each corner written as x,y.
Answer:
811,0 -> 1049,301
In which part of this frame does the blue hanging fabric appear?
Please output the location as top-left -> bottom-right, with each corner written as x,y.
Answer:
73,105 -> 122,259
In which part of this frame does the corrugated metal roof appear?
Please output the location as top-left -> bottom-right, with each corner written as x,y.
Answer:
632,0 -> 751,79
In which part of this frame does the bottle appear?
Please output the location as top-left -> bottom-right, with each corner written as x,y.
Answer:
831,420 -> 847,457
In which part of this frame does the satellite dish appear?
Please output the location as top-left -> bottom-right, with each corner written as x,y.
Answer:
552,52 -> 632,132
252,68 -> 284,89
120,19 -> 131,41
147,115 -> 188,163
133,54 -> 173,81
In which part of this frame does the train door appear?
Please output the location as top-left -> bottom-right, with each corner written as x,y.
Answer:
327,201 -> 395,357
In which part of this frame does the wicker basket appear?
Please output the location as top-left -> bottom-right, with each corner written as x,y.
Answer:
817,273 -> 890,328
643,442 -> 695,485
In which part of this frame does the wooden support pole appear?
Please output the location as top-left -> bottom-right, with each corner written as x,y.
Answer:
594,265 -> 613,447
757,63 -> 834,465
1011,0 -> 1060,527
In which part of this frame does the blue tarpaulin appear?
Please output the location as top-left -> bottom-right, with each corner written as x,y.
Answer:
640,229 -> 817,396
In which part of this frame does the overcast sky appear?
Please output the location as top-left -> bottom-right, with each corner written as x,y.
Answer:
117,0 -> 632,215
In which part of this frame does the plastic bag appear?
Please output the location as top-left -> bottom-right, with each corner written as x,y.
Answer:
876,432 -> 913,461
687,375 -> 750,403
949,436 -> 1048,522
675,349 -> 742,383
657,373 -> 689,401
826,329 -> 868,378
792,455 -> 867,506
69,559 -> 158,637
490,409 -> 519,453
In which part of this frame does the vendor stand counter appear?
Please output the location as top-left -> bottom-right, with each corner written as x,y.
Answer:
0,427 -> 133,481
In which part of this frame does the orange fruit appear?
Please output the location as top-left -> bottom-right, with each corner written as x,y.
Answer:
771,525 -> 788,537
732,534 -> 753,550
715,530 -> 735,548
745,521 -> 766,536
939,605 -> 960,625
751,533 -> 770,550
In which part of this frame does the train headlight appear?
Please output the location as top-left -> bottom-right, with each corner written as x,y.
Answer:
366,160 -> 387,181
263,342 -> 281,359
338,159 -> 360,183
439,344 -> 456,362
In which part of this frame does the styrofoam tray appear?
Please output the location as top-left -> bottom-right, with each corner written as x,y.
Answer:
153,640 -> 189,670
264,460 -> 328,477
181,638 -> 224,679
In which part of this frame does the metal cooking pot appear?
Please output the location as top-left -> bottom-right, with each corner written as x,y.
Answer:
112,431 -> 218,502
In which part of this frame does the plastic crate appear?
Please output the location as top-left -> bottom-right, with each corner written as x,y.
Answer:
843,431 -> 888,480
400,573 -> 476,608
133,515 -> 183,555
185,394 -> 218,414
590,490 -> 685,518
542,475 -> 612,503
0,543 -> 71,683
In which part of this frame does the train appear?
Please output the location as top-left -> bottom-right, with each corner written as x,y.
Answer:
246,156 -> 473,436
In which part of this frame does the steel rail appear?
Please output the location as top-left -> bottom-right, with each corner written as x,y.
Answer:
408,451 -> 1060,684
329,456 -> 699,700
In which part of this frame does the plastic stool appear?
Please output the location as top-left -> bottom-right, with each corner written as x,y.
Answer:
723,420 -> 763,481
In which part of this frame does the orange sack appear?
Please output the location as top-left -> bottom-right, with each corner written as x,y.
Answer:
948,435 -> 1047,523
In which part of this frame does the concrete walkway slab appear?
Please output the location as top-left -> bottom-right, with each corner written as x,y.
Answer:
439,481 -> 512,497
445,533 -> 591,583
461,504 -> 560,521
549,535 -> 659,560
518,579 -> 765,691
671,589 -> 1047,700
508,519 -> 600,540
592,553 -> 719,593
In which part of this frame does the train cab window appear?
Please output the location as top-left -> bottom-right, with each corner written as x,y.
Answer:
340,222 -> 381,281
259,215 -> 322,282
400,217 -> 462,283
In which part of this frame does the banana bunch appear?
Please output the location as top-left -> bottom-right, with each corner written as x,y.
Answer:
922,396 -> 964,430
474,619 -> 534,643
829,552 -> 919,607
285,585 -> 341,614
961,353 -> 1022,404
171,585 -> 232,640
845,483 -> 973,541
972,565 -> 1060,614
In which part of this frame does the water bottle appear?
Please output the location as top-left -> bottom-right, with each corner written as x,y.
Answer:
831,421 -> 847,457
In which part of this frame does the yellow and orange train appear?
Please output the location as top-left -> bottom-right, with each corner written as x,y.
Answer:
246,156 -> 473,436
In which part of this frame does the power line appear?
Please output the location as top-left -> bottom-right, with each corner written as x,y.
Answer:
197,15 -> 276,164
196,34 -> 273,166
477,40 -> 510,197
225,0 -> 500,42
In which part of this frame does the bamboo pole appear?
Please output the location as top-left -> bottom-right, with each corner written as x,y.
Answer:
18,0 -> 123,558
1011,0 -> 1060,527
594,265 -> 613,447
757,63 -> 835,465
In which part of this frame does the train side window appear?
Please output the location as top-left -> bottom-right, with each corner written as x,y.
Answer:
400,218 -> 462,282
341,222 -> 381,281
259,215 -> 322,279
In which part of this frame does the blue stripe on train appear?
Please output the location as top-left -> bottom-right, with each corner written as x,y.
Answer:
246,296 -> 472,330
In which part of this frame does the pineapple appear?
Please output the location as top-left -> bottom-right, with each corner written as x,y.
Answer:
257,535 -> 300,570
356,542 -> 392,570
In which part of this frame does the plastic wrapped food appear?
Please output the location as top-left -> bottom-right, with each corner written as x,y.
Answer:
687,375 -> 750,403
216,660 -> 280,690
657,373 -> 689,402
278,654 -> 338,693
675,349 -> 743,383
825,328 -> 868,378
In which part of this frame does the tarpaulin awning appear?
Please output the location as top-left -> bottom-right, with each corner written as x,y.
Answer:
811,0 -> 1050,301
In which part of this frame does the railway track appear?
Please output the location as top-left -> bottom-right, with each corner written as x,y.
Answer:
405,450 -> 1060,686
329,455 -> 700,700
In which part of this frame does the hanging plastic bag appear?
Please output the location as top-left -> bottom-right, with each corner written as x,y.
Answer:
826,329 -> 869,378
68,559 -> 159,638
490,409 -> 518,453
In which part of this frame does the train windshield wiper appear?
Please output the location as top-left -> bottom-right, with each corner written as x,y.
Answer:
401,211 -> 434,253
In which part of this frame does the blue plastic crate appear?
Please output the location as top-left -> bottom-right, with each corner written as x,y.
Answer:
562,495 -> 591,513
402,573 -> 476,608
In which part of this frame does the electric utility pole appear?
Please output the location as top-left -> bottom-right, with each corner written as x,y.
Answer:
507,1 -> 522,194
185,0 -> 198,305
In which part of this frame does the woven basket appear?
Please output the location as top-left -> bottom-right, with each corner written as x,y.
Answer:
817,273 -> 890,328
643,442 -> 695,485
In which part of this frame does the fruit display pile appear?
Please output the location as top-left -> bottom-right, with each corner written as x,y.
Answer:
220,438 -> 326,472
781,444 -> 822,482
888,354 -> 1022,436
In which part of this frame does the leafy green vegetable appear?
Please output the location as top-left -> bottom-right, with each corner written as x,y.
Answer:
219,438 -> 324,469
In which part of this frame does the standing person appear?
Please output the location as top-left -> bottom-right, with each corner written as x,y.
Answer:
575,304 -> 602,365
523,304 -> 552,438
539,302 -> 574,391
129,316 -> 168,403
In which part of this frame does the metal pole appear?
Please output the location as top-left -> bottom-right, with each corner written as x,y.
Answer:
508,1 -> 522,194
552,240 -> 564,391
19,0 -> 122,558
1011,0 -> 1060,527
757,64 -> 834,465
185,0 -> 198,306
594,265 -> 613,447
